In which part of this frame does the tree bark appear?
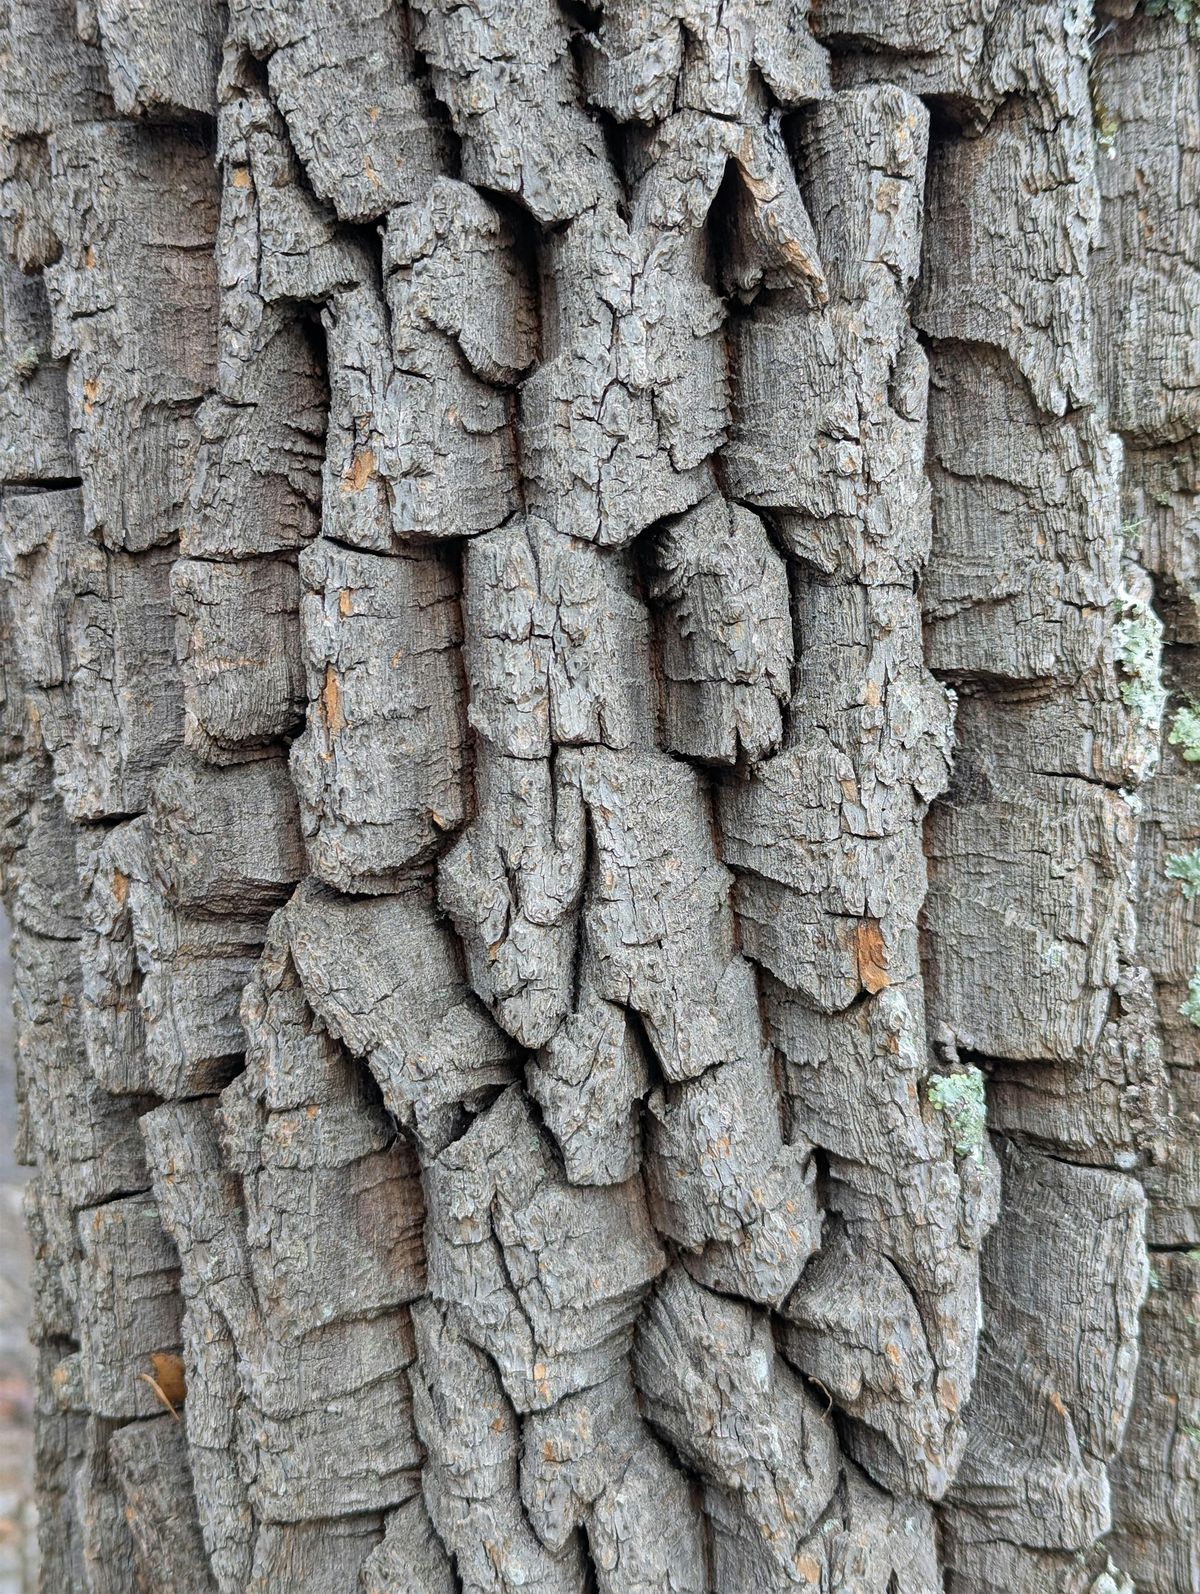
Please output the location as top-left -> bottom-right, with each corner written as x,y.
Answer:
0,1 -> 1196,1590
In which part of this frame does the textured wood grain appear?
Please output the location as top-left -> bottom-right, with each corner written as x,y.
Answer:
0,0 -> 1195,1588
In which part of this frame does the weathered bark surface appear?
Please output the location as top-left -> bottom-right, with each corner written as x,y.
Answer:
0,1 -> 1195,1590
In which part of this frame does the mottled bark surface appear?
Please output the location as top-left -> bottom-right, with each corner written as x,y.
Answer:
0,1 -> 1196,1590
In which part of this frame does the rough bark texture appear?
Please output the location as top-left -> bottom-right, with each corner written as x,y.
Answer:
0,1 -> 1195,1590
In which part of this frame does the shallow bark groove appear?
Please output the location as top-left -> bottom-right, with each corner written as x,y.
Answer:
0,0 -> 1195,1590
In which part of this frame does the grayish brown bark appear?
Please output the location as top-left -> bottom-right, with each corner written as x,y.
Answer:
0,0 -> 1196,1590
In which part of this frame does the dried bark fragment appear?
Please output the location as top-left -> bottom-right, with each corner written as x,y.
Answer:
645,1044 -> 820,1306
915,1 -> 1098,416
227,83 -> 365,313
424,1086 -> 664,1413
410,1301 -> 587,1592
141,1101 -> 255,1592
635,1267 -> 938,1590
925,773 -> 1138,1064
230,0 -> 447,222
9,788 -> 153,1356
185,88 -> 329,564
78,1415 -> 153,1594
143,928 -> 428,1554
410,0 -> 616,225
650,494 -> 792,765
986,963 -> 1171,1170
290,537 -> 467,892
361,1496 -> 458,1594
457,515 -> 655,759
770,985 -> 999,1498
1092,19 -> 1200,453
324,191 -> 531,551
246,1517 -> 384,1594
0,262 -> 73,483
285,877 -> 518,1151
944,1143 -> 1148,1588
519,1366 -> 707,1588
1138,755 -> 1200,1241
582,0 -> 829,124
76,1195 -> 183,1421
525,981 -> 650,1187
439,751 -> 586,1049
1107,1250 -> 1200,1594
781,1220 -> 952,1498
172,555 -> 305,764
95,0 -> 223,117
720,582 -> 951,1010
519,191 -> 723,547
635,1266 -> 841,1553
576,746 -> 762,1082
45,121 -> 219,552
1,487 -> 181,819
725,85 -> 929,586
922,343 -> 1120,682
811,0 -> 996,102
0,0 -> 113,138
88,757 -> 305,1096
108,1417 -> 216,1594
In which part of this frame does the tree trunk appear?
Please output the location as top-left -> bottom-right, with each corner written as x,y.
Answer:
0,1 -> 1196,1589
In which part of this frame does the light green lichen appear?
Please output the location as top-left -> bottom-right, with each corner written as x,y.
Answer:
1113,587 -> 1167,731
1145,0 -> 1200,38
1093,101 -> 1120,157
9,344 -> 38,381
1168,703 -> 1200,762
927,1068 -> 987,1160
1165,844 -> 1200,1028
1181,968 -> 1200,1029
1166,847 -> 1200,898
1087,1558 -> 1135,1594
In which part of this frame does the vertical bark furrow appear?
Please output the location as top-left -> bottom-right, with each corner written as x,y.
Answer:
0,4 -> 219,1585
1091,10 -> 1200,1591
717,75 -> 1000,1514
1,1 -> 1195,1590
908,5 -> 1167,1592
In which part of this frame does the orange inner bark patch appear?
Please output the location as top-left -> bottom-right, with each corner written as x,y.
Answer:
1048,1389 -> 1067,1416
231,167 -> 251,188
936,1374 -> 961,1413
82,377 -> 100,415
321,665 -> 346,736
795,1556 -> 822,1584
363,152 -> 381,189
149,1352 -> 187,1407
111,868 -> 128,907
84,244 -> 96,269
341,446 -> 376,494
855,918 -> 890,992
338,588 -> 353,616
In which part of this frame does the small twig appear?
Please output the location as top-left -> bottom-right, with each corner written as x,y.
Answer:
137,1372 -> 181,1421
